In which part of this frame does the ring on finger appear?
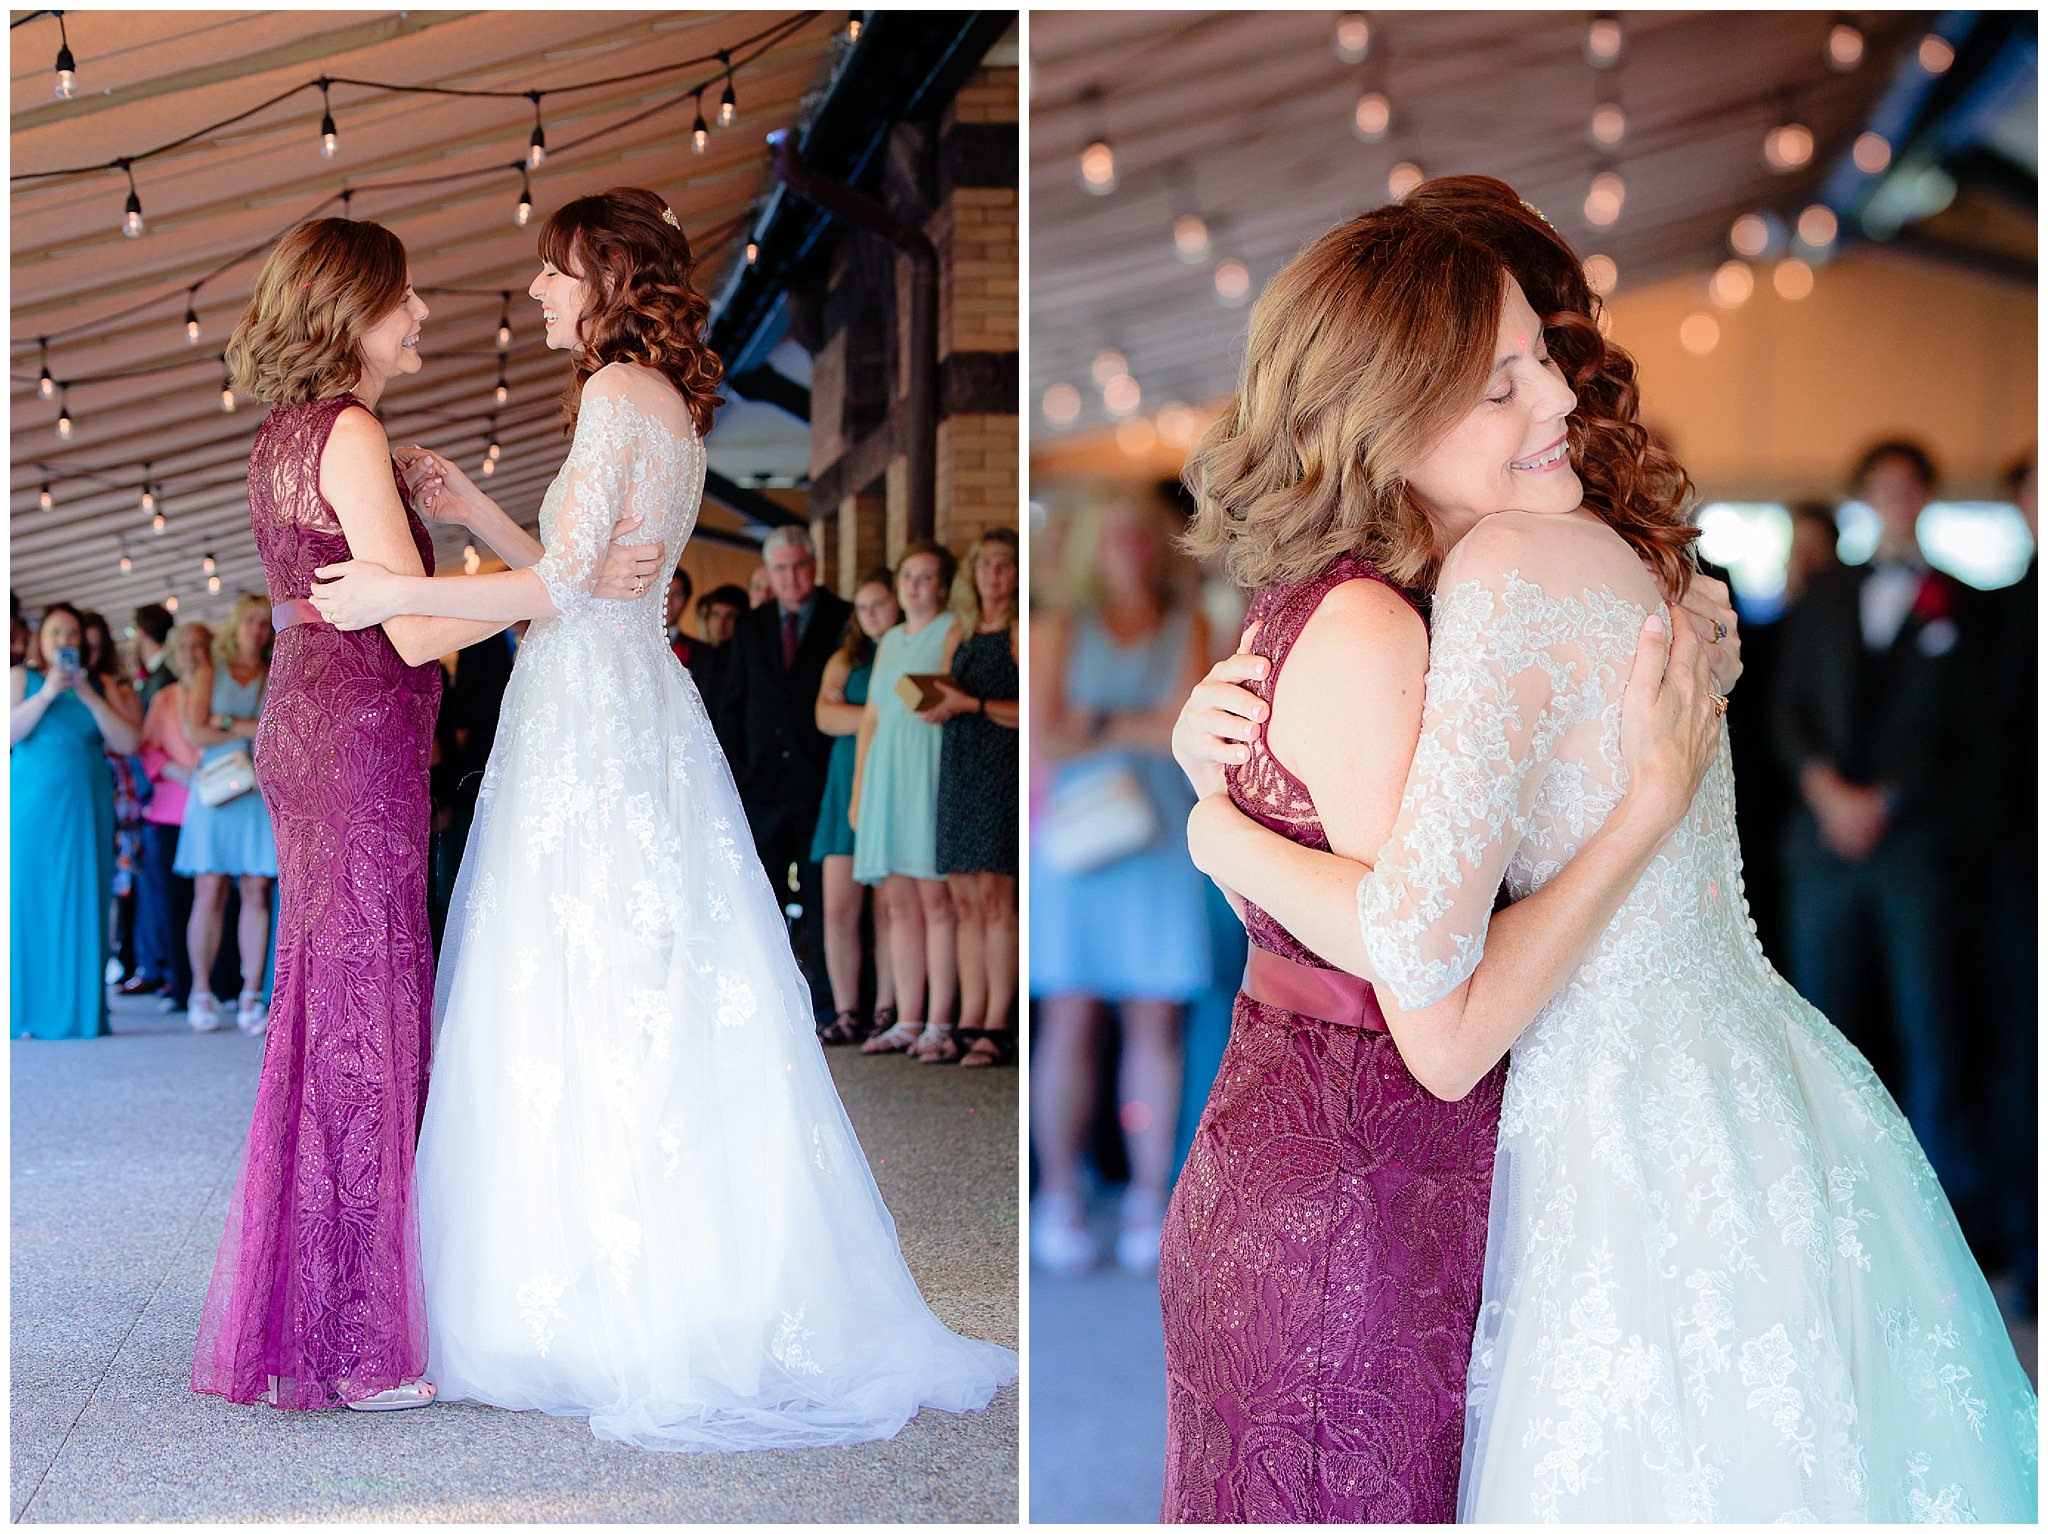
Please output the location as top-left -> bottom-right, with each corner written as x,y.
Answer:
1711,619 -> 1728,644
1708,691 -> 1729,717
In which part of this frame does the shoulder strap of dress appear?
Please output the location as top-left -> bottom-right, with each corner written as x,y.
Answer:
1248,554 -> 1403,703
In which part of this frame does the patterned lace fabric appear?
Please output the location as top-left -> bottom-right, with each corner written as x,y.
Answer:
414,364 -> 1014,1449
192,394 -> 440,1408
1159,555 -> 1507,1522
1354,516 -> 2038,1521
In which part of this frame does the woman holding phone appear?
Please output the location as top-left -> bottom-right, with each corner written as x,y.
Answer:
11,601 -> 140,1039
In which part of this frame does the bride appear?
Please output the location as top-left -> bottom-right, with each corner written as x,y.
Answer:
309,187 -> 1016,1450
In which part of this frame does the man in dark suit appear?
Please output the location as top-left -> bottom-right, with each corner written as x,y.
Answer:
1771,440 -> 1980,1207
718,527 -> 852,1020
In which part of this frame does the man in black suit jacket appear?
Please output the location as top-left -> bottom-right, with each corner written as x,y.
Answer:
718,526 -> 852,1021
1770,440 -> 1981,1207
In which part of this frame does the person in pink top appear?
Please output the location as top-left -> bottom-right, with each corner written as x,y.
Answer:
136,623 -> 213,1010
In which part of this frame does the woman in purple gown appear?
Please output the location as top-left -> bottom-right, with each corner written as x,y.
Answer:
1155,179 -> 1742,1520
192,217 -> 661,1411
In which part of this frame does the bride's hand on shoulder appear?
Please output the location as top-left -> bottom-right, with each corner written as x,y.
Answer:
1617,610 -> 1722,835
1171,622 -> 1269,800
309,560 -> 405,631
593,517 -> 665,602
1676,569 -> 1742,695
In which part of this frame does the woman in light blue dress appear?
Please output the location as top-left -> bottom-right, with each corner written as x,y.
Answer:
11,602 -> 138,1039
1028,494 -> 1215,1274
853,542 -> 962,1061
173,593 -> 278,1034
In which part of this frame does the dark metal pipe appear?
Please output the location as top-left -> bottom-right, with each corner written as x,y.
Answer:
768,130 -> 937,544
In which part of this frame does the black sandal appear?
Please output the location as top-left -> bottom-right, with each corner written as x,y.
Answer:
957,1028 -> 1015,1068
818,1010 -> 862,1046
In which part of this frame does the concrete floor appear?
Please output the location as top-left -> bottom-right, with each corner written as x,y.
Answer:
1027,1193 -> 2039,1526
12,994 -> 1019,1523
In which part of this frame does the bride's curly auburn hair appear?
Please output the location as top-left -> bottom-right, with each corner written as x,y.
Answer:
539,188 -> 725,439
1184,174 -> 1695,599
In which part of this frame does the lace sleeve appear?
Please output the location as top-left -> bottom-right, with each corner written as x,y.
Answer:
531,381 -> 634,620
1355,562 -> 1584,1010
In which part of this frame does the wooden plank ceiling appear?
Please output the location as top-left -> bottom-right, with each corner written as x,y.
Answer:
10,9 -> 850,624
1030,9 -> 1936,446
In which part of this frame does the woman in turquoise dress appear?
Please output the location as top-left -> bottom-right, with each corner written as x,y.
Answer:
812,569 -> 901,1045
11,602 -> 139,1039
173,593 -> 278,1034
1028,495 -> 1215,1273
853,542 -> 962,1061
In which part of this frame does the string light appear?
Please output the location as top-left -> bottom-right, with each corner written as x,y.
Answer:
1213,257 -> 1251,306
1852,131 -> 1891,175
1763,99 -> 1814,172
717,50 -> 737,126
1918,34 -> 1954,75
487,418 -> 501,461
480,454 -> 496,478
38,339 -> 54,400
1773,257 -> 1815,300
319,78 -> 338,159
152,509 -> 166,534
207,574 -> 221,594
1729,212 -> 1771,257
120,161 -> 144,239
1827,17 -> 1864,70
1102,373 -> 1142,419
692,92 -> 710,153
1584,167 -> 1625,226
1708,260 -> 1754,309
1388,161 -> 1425,200
165,595 -> 179,614
1079,88 -> 1116,194
1589,100 -> 1625,148
1678,312 -> 1720,355
515,167 -> 533,227
1583,253 -> 1618,295
1172,212 -> 1210,263
1091,349 -> 1128,386
495,363 -> 509,406
1352,91 -> 1392,142
40,484 -> 53,512
203,551 -> 217,574
745,239 -> 759,265
1335,12 -> 1370,63
527,92 -> 547,168
57,388 -> 73,439
1585,12 -> 1624,68
496,292 -> 513,351
119,552 -> 132,574
1796,204 -> 1838,248
140,469 -> 155,514
53,11 -> 76,100
1041,383 -> 1081,425
220,358 -> 236,413
463,542 -> 482,575
184,293 -> 201,344
845,14 -> 862,45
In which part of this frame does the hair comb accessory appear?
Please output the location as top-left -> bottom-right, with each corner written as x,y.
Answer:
1518,197 -> 1556,231
300,279 -> 314,289
661,207 -> 681,230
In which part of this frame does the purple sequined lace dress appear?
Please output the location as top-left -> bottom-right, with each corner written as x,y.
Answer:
191,395 -> 440,1408
1158,555 -> 1507,1522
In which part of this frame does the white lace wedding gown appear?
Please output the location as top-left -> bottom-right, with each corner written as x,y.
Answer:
1355,512 -> 2036,1522
413,363 -> 1016,1450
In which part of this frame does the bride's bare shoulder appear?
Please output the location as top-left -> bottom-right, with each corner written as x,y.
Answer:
1439,508 -> 1645,597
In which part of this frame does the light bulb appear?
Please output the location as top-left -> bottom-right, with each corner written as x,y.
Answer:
495,380 -> 509,406
1583,253 -> 1618,296
1828,21 -> 1864,70
165,595 -> 179,614
1729,213 -> 1770,257
1709,260 -> 1755,309
202,552 -> 216,574
39,484 -> 52,511
1079,138 -> 1117,194
185,306 -> 201,344
1679,311 -> 1720,355
487,439 -> 501,462
480,456 -> 496,478
123,189 -> 144,239
321,112 -> 337,159
1041,383 -> 1081,426
221,385 -> 236,413
1214,258 -> 1251,306
152,512 -> 166,534
1764,121 -> 1814,172
692,104 -> 710,153
528,127 -> 546,169
141,485 -> 154,513
845,15 -> 862,44
1172,213 -> 1210,263
1853,132 -> 1891,175
497,322 -> 513,350
39,365 -> 53,401
719,80 -> 737,127
1091,349 -> 1127,386
746,241 -> 759,265
207,575 -> 221,594
1584,169 -> 1625,227
119,554 -> 132,574
1352,91 -> 1391,142
1102,373 -> 1141,418
1918,34 -> 1954,74
1585,13 -> 1623,66
57,409 -> 73,440
1388,161 -> 1424,200
1334,13 -> 1370,63
1797,204 -> 1838,248
1590,101 -> 1625,148
1773,258 -> 1815,301
54,42 -> 75,100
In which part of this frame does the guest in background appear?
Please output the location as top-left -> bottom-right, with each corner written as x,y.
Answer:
811,569 -> 902,1045
853,542 -> 962,1060
698,582 -> 746,646
664,563 -> 696,668
748,565 -> 774,608
81,610 -> 149,990
689,581 -> 747,721
174,592 -> 278,1035
1784,499 -> 1845,607
11,602 -> 138,1039
1029,495 -> 1212,1272
1771,440 -> 1979,1212
136,622 -> 213,1009
134,603 -> 176,710
10,593 -> 27,669
718,526 -> 852,1021
927,529 -> 1020,1068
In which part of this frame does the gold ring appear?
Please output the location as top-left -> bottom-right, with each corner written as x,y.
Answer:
1709,692 -> 1729,717
1711,619 -> 1728,644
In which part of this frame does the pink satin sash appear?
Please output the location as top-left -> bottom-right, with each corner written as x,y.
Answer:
271,598 -> 321,632
1241,945 -> 1388,1032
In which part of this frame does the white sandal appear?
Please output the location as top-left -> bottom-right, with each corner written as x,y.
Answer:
860,1018 -> 924,1055
343,1379 -> 437,1412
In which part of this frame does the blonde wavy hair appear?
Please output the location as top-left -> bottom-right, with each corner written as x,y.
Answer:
1059,492 -> 1192,617
226,218 -> 410,406
213,593 -> 272,666
949,526 -> 1019,636
166,621 -> 214,681
1185,177 -> 1696,598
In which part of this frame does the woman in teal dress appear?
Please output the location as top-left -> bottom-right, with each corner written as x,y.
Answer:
11,602 -> 140,1039
812,568 -> 901,1045
853,542 -> 962,1061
